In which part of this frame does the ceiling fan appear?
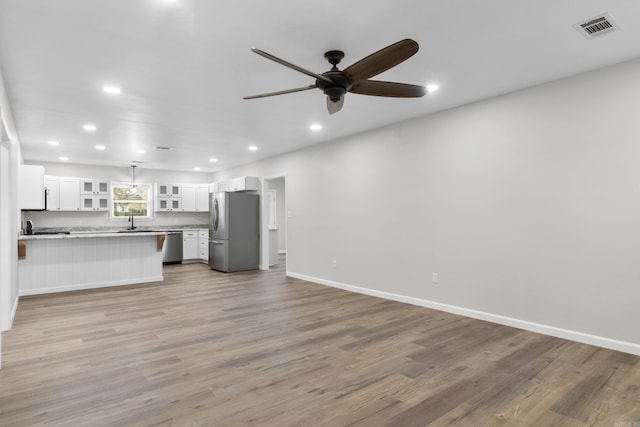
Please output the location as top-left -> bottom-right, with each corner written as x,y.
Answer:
243,39 -> 427,114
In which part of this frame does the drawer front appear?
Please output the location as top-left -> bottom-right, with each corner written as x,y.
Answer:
198,230 -> 208,238
199,240 -> 208,249
183,230 -> 198,238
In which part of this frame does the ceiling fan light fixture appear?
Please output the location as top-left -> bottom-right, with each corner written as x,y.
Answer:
426,83 -> 439,92
324,86 -> 346,103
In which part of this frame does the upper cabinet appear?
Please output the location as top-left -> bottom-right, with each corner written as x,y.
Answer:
181,184 -> 195,211
156,183 -> 209,212
195,184 -> 209,211
80,179 -> 109,195
158,184 -> 181,198
45,175 -> 59,211
225,176 -> 259,192
41,173 -> 212,214
58,177 -> 81,211
46,175 -> 108,211
20,165 -> 46,210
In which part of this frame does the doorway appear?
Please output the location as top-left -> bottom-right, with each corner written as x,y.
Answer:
261,174 -> 286,270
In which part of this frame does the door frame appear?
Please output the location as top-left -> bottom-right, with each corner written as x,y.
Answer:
260,172 -> 287,270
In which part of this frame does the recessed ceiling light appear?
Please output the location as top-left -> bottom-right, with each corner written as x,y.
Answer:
248,145 -> 258,151
310,123 -> 322,131
59,156 -> 69,161
48,140 -> 60,146
209,157 -> 218,162
83,124 -> 97,131
193,167 -> 200,171
95,145 -> 106,150
426,83 -> 439,92
136,149 -> 145,154
102,85 -> 121,95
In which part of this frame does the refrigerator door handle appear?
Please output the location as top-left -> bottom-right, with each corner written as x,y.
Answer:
211,240 -> 225,244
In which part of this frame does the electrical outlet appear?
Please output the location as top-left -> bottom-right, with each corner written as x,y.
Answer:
432,273 -> 439,284
332,260 -> 337,268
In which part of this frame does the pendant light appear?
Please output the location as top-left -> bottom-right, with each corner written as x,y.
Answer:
130,164 -> 138,195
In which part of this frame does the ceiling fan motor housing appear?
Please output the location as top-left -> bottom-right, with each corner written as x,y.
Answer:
316,72 -> 350,102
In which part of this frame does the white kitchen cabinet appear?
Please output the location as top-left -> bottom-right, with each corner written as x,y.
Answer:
158,198 -> 181,211
198,229 -> 209,262
181,184 -> 195,211
183,230 -> 198,260
45,175 -> 60,211
180,184 -> 209,212
156,183 -> 182,211
80,179 -> 109,195
195,184 -> 209,211
58,177 -> 81,211
80,194 -> 109,211
209,182 -> 222,193
20,165 -> 46,210
158,183 -> 181,198
225,176 -> 259,192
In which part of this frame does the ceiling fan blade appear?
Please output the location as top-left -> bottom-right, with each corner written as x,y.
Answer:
251,48 -> 332,83
349,80 -> 427,97
326,96 -> 344,114
343,39 -> 419,84
243,85 -> 317,100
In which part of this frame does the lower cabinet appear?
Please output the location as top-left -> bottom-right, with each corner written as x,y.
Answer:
198,229 -> 209,262
183,229 -> 209,263
182,230 -> 198,260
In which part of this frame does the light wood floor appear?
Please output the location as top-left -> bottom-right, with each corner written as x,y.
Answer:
1,257 -> 639,426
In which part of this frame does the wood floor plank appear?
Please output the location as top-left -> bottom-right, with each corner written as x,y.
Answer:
1,256 -> 639,426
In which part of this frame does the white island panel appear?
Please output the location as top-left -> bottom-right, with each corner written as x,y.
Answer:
18,234 -> 164,296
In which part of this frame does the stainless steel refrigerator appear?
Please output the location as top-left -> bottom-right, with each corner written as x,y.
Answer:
209,192 -> 259,272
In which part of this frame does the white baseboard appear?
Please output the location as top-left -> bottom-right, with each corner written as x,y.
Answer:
287,271 -> 640,356
19,276 -> 164,297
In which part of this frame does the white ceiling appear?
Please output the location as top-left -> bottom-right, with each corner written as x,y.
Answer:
1,0 -> 639,173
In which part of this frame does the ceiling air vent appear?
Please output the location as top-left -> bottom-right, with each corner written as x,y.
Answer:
156,146 -> 176,151
574,13 -> 619,39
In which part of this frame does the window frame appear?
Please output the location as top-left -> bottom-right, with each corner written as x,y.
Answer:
110,181 -> 154,221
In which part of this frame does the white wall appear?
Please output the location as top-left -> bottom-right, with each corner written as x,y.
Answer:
0,67 -> 22,367
23,161 -> 212,229
214,58 -> 640,354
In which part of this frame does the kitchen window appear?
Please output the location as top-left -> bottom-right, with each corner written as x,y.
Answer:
111,182 -> 153,220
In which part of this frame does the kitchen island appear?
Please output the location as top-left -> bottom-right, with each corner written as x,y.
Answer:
18,231 -> 167,296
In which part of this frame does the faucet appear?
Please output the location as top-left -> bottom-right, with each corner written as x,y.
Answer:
128,214 -> 136,230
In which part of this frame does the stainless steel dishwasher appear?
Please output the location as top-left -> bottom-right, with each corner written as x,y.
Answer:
163,231 -> 183,264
